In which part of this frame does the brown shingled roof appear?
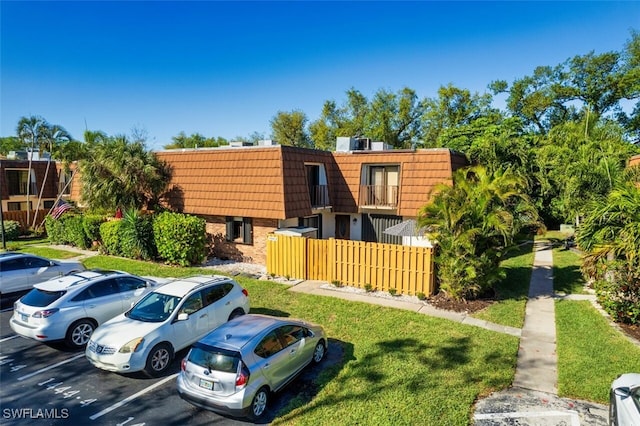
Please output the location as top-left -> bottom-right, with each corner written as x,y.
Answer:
156,147 -> 288,219
155,146 -> 467,220
332,149 -> 467,216
630,154 -> 640,168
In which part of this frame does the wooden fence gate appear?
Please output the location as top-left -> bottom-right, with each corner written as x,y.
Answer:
267,234 -> 436,296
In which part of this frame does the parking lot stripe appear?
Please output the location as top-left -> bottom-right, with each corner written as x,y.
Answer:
474,410 -> 580,426
89,373 -> 178,420
0,335 -> 19,343
1,307 -> 14,313
17,354 -> 85,381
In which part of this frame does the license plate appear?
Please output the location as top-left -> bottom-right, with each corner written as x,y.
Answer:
20,313 -> 28,322
199,378 -> 213,390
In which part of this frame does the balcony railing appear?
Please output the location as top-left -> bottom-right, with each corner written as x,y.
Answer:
8,182 -> 38,196
309,185 -> 330,208
359,185 -> 399,208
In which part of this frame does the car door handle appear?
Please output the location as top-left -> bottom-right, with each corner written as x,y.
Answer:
289,349 -> 297,355
88,305 -> 96,309
199,314 -> 208,319
225,301 -> 231,306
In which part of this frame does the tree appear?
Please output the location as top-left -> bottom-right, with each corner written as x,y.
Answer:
33,124 -> 71,227
534,118 -> 638,225
163,132 -> 229,149
421,84 -> 500,149
492,31 -> 640,136
309,87 -> 426,150
576,177 -> 640,324
270,110 -> 312,148
0,136 -> 23,155
417,166 -> 539,300
16,116 -> 48,226
80,136 -> 171,211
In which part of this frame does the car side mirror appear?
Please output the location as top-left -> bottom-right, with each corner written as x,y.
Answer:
177,313 -> 189,321
614,387 -> 631,398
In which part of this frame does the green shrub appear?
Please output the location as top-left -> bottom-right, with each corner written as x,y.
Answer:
594,261 -> 640,325
65,215 -> 89,249
100,220 -> 122,256
388,287 -> 397,296
153,211 -> 206,266
45,215 -> 66,244
120,210 -> 156,260
417,292 -> 427,300
2,220 -> 21,241
83,214 -> 105,244
364,283 -> 373,292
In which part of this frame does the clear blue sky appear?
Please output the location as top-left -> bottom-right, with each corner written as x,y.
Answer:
1,1 -> 638,150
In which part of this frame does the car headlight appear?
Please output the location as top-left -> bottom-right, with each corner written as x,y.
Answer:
119,337 -> 144,353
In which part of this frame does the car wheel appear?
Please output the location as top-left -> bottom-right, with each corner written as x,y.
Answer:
250,386 -> 269,420
609,391 -> 617,426
312,341 -> 326,364
144,343 -> 173,377
65,319 -> 96,349
228,308 -> 245,321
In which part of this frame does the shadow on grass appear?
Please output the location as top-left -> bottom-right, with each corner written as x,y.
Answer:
493,242 -> 534,301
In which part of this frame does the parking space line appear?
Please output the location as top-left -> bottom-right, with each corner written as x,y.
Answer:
89,373 -> 178,420
17,354 -> 85,381
1,307 -> 14,313
0,335 -> 19,343
474,410 -> 580,426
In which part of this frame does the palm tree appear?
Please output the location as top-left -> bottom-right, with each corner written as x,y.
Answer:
32,124 -> 71,228
16,116 -> 47,226
80,136 -> 171,211
418,166 -> 539,300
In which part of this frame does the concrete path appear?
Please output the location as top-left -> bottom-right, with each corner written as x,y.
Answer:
513,241 -> 557,393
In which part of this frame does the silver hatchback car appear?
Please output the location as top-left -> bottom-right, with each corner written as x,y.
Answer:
176,314 -> 327,421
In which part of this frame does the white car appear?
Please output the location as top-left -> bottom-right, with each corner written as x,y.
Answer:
10,270 -> 159,348
610,373 -> 640,426
0,252 -> 84,295
86,275 -> 250,377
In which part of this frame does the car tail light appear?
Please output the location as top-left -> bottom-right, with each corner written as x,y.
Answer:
235,362 -> 250,389
242,288 -> 249,297
33,308 -> 59,318
181,358 -> 187,372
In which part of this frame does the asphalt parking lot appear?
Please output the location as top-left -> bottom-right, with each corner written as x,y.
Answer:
0,293 -> 331,426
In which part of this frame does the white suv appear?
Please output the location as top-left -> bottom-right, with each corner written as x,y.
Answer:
10,270 -> 159,348
86,275 -> 250,377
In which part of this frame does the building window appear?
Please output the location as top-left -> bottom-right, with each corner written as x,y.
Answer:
7,202 -> 22,211
59,172 -> 72,195
6,169 -> 36,196
225,217 -> 253,245
43,200 -> 55,209
299,215 -> 322,238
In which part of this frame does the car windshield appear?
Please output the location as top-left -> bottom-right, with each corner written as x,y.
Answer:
189,343 -> 240,373
21,289 -> 66,307
126,292 -> 182,322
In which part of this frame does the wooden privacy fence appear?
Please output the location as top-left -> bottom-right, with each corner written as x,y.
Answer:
266,234 -> 436,296
2,210 -> 49,230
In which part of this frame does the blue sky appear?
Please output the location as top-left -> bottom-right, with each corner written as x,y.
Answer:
1,1 -> 638,150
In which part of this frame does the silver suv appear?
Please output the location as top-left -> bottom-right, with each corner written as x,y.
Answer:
176,314 -> 327,421
10,270 -> 159,348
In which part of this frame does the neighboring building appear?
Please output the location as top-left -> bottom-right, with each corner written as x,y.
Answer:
155,138 -> 468,264
0,151 -> 75,214
630,154 -> 640,168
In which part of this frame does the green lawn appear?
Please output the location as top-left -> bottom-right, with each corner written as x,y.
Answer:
471,243 -> 533,329
552,247 -> 587,294
556,300 -> 640,403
